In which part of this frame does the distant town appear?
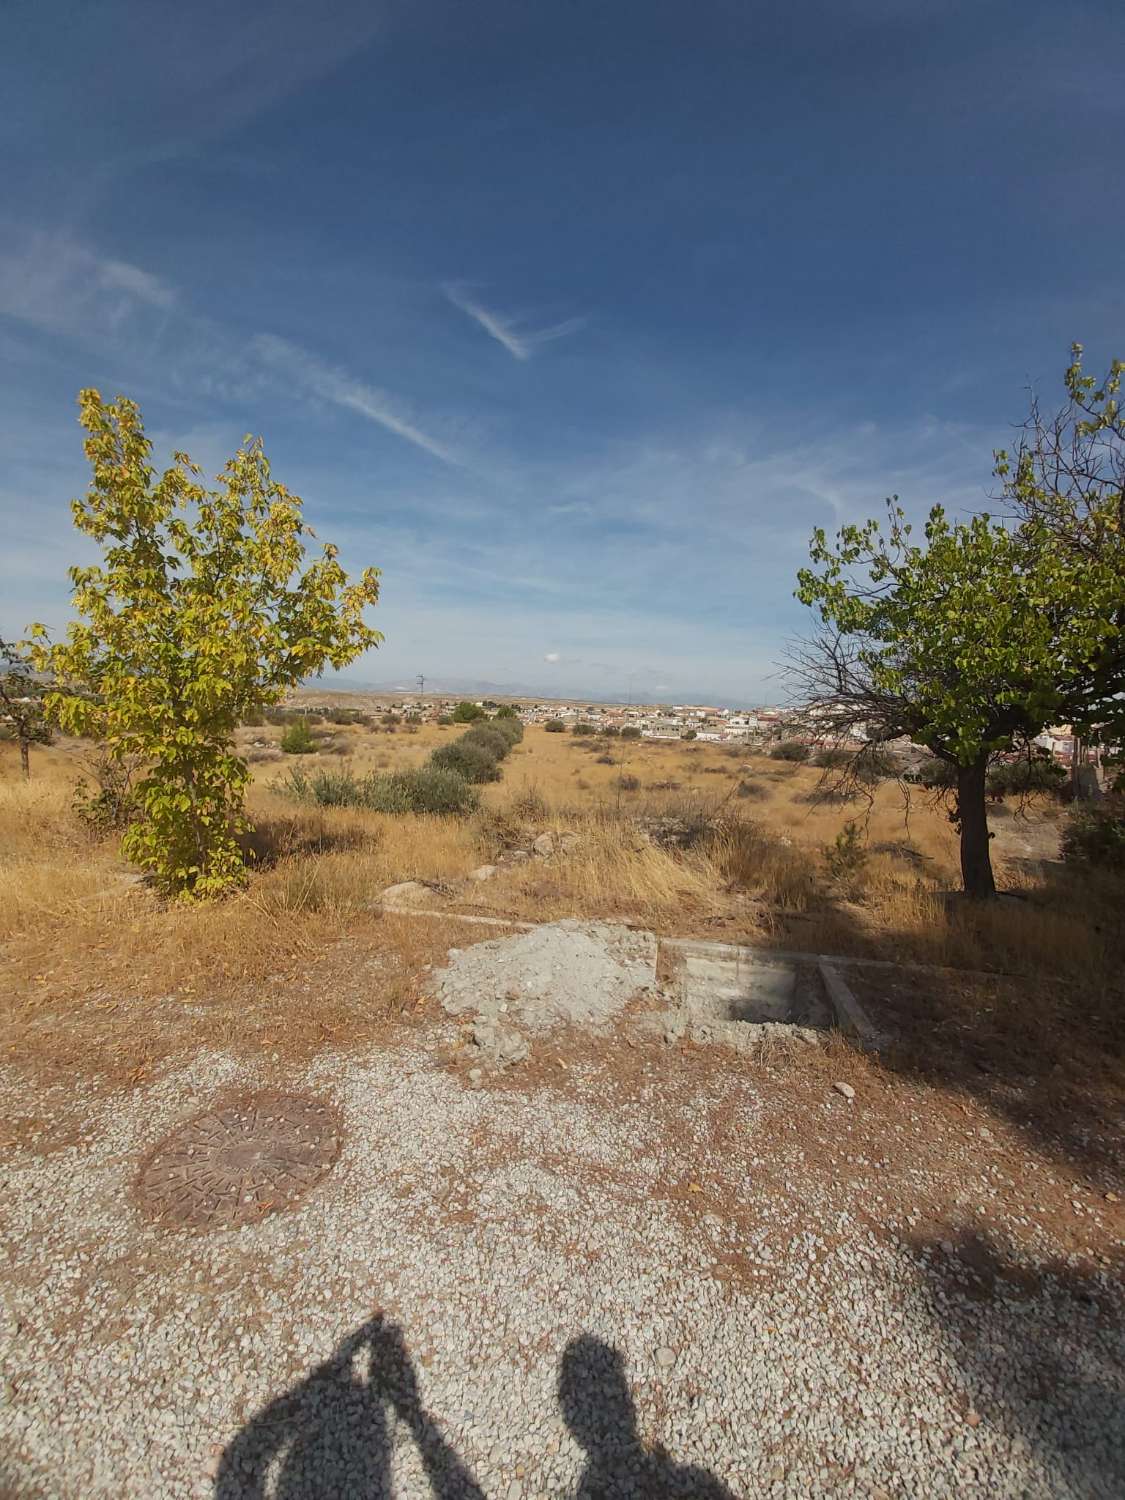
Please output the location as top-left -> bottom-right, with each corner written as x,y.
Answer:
288,687 -> 1099,773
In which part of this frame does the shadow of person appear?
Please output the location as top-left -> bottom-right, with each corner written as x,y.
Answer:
558,1334 -> 737,1499
215,1315 -> 485,1499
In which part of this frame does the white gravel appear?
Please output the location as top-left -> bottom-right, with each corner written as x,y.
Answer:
1,1029 -> 1123,1499
433,920 -> 658,1031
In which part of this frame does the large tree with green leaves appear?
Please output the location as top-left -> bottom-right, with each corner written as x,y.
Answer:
794,352 -> 1124,899
29,390 -> 381,898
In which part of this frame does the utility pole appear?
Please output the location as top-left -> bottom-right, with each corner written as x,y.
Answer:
416,673 -> 425,698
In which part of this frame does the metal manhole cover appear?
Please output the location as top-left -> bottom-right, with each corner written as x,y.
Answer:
137,1092 -> 342,1229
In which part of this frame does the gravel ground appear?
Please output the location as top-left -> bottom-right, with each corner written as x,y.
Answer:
2,1020 -> 1123,1499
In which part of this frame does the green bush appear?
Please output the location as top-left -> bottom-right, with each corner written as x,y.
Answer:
987,753 -> 1067,799
1061,798 -> 1125,873
617,773 -> 641,792
283,764 -> 480,816
281,766 -> 364,807
600,725 -> 620,737
572,722 -> 597,736
430,739 -> 502,783
824,821 -> 868,889
365,766 -> 480,815
494,704 -> 519,719
280,719 -> 316,755
241,707 -> 265,727
438,714 -> 453,726
492,715 -> 524,745
451,701 -> 486,723
544,719 -> 566,733
460,725 -> 513,761
770,740 -> 809,762
620,726 -> 641,740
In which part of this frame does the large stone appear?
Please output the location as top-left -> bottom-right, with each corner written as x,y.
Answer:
531,832 -> 556,857
468,864 -> 499,882
380,880 -> 431,910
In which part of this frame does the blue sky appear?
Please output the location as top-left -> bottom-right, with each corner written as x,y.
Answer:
2,0 -> 1122,704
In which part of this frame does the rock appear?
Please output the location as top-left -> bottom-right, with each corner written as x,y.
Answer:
467,1067 -> 484,1087
532,832 -> 556,858
833,1081 -> 856,1100
654,1346 -> 677,1369
468,864 -> 499,882
469,1017 -> 530,1070
380,880 -> 431,909
500,849 -> 531,864
559,831 -> 581,852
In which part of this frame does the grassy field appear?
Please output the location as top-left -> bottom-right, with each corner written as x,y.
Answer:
2,717 -> 1122,1105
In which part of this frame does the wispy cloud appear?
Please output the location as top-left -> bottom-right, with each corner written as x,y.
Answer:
96,258 -> 176,308
252,334 -> 459,465
544,651 -> 561,662
443,282 -> 584,362
0,232 -> 176,336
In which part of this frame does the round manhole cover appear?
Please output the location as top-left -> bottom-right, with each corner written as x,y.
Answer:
137,1092 -> 342,1229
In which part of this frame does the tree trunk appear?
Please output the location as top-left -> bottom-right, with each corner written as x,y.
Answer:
19,737 -> 30,780
956,757 -> 996,898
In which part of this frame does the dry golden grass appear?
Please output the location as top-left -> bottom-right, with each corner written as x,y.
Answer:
3,727 -> 1122,1082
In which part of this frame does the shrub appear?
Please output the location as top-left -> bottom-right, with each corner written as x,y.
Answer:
824,821 -> 869,890
813,747 -> 851,769
909,757 -> 957,789
1061,798 -> 1125,873
544,719 -> 566,733
682,729 -> 697,741
280,766 -> 364,807
735,779 -> 768,800
854,749 -> 896,783
572,722 -> 597,736
770,740 -> 809,762
616,774 -> 641,792
280,719 -> 317,755
492,715 -> 524,745
600,725 -> 620,737
620,726 -> 641,740
381,712 -> 400,726
509,784 -> 548,821
460,725 -> 512,761
72,754 -> 143,835
438,714 -> 453,726
366,766 -> 480,815
241,708 -> 265,727
596,753 -> 616,765
283,764 -> 479,816
987,753 -> 1067,799
451,701 -> 486,723
430,739 -> 502,783
494,704 -> 519,719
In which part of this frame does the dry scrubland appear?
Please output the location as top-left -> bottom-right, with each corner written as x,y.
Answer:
2,716 -> 1123,1127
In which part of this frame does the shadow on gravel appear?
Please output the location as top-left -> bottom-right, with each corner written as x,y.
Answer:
214,1315 -> 486,1499
906,1226 -> 1125,1498
559,1334 -> 736,1499
215,1324 -> 737,1498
